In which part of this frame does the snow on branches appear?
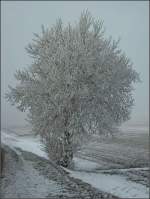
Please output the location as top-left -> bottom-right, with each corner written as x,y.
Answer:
6,10 -> 140,167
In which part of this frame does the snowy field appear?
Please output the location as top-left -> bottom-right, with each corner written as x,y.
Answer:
75,124 -> 149,170
70,124 -> 149,198
1,123 -> 149,198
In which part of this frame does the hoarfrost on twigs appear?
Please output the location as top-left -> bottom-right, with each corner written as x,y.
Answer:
6,10 -> 140,167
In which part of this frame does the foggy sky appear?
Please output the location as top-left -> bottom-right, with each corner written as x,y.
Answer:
1,1 -> 149,128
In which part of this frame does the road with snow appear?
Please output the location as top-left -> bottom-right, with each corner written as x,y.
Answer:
1,129 -> 116,199
1,126 -> 149,198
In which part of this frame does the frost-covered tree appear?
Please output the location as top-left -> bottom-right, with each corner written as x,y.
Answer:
6,10 -> 140,167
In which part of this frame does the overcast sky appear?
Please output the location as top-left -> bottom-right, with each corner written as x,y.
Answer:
1,1 -> 149,128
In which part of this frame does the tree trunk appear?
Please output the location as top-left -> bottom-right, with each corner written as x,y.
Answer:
60,130 -> 73,167
59,107 -> 73,167
0,148 -> 5,177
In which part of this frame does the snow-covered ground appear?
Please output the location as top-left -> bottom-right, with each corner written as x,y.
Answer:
2,158 -> 63,198
1,130 -> 48,159
1,127 -> 149,198
73,157 -> 100,171
66,159 -> 149,198
69,170 -> 149,198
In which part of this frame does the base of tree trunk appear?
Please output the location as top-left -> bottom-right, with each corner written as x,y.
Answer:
58,149 -> 73,167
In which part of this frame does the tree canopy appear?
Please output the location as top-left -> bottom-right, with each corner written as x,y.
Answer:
6,10 -> 140,167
